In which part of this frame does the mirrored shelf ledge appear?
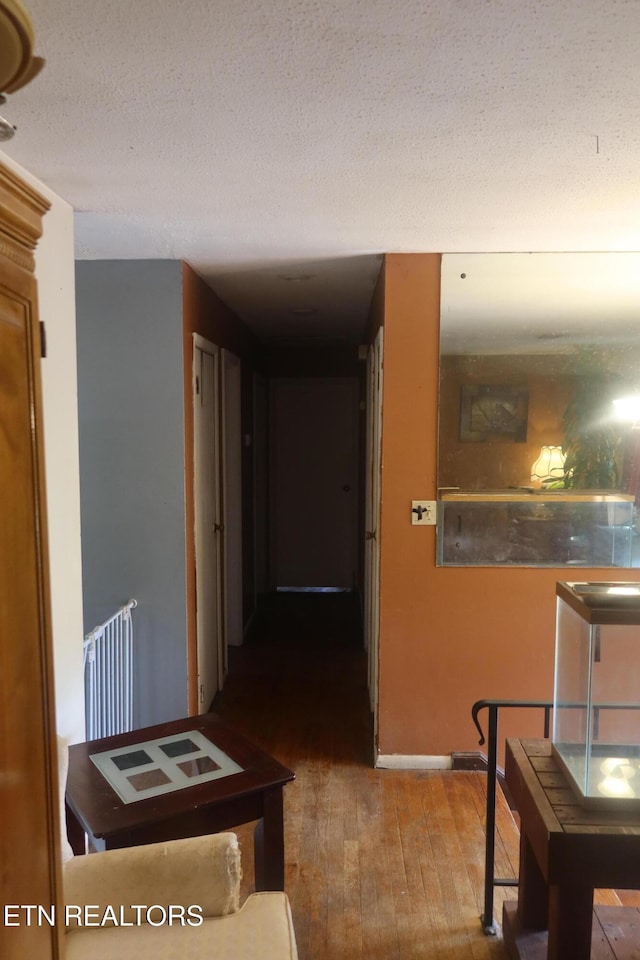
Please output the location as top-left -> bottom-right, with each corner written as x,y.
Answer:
439,490 -> 634,503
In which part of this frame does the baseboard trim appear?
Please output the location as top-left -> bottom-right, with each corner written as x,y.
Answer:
374,751 -> 509,776
452,751 -> 489,772
374,751 -> 512,780
452,750 -> 506,779
375,754 -> 453,770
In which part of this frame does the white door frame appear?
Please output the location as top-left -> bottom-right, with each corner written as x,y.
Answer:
193,333 -> 224,708
364,329 -> 384,738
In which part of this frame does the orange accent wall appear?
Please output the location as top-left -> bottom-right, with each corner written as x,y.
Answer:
377,254 -> 640,759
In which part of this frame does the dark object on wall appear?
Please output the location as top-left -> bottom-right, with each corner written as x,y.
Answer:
459,384 -> 529,443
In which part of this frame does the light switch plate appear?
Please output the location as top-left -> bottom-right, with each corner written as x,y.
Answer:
411,500 -> 437,525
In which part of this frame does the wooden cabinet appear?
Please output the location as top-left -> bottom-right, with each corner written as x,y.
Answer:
0,160 -> 62,958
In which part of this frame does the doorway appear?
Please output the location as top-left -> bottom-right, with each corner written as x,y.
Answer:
222,365 -> 375,767
268,377 -> 360,590
193,335 -> 224,710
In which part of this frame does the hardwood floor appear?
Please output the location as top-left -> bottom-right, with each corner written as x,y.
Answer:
214,592 -> 519,959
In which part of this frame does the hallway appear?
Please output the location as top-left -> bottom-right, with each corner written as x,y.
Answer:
216,590 -> 371,763
213,591 -> 517,960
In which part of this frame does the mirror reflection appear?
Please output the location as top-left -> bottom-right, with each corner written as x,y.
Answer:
437,253 -> 640,567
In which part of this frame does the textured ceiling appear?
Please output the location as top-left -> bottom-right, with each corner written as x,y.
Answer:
3,0 -> 640,343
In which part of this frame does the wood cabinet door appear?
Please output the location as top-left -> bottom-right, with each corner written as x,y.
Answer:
0,164 -> 61,958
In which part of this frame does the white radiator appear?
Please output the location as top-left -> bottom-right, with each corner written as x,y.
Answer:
83,599 -> 137,740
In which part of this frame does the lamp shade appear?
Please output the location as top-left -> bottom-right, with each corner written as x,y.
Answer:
531,445 -> 566,483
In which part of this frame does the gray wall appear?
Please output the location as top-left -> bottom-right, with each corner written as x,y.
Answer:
76,261 -> 188,728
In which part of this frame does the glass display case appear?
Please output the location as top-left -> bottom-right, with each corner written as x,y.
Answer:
437,491 -> 634,567
552,581 -> 640,808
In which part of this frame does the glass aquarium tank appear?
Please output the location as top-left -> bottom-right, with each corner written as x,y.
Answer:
552,581 -> 640,808
437,492 -> 634,567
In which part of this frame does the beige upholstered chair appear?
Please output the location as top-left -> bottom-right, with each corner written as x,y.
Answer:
57,740 -> 298,959
62,833 -> 298,960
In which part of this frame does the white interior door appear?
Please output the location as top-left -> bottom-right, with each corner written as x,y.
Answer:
365,330 -> 384,727
193,336 -> 223,711
221,350 -> 243,648
269,377 -> 359,588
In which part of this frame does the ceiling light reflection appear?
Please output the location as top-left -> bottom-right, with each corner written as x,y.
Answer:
598,757 -> 637,799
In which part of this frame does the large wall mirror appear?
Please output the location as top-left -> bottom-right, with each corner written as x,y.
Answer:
437,253 -> 640,567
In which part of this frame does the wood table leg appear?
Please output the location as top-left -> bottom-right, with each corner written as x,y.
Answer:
65,802 -> 87,856
547,884 -> 593,960
518,830 -> 548,930
254,786 -> 285,891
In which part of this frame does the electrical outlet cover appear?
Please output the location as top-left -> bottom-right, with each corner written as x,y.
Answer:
411,500 -> 436,525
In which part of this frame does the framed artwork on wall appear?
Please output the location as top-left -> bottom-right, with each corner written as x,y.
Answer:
459,384 -> 529,442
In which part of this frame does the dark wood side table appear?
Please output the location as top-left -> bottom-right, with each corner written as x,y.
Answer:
65,713 -> 295,891
504,737 -> 640,960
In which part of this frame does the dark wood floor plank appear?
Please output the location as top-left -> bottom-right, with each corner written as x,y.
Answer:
598,905 -> 640,959
324,762 -> 347,958
365,776 -> 402,959
382,773 -> 414,922
355,775 -> 383,958
421,772 -> 490,956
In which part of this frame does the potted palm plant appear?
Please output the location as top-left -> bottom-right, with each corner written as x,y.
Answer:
562,377 -> 622,489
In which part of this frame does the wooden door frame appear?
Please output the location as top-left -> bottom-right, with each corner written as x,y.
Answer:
364,329 -> 384,741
